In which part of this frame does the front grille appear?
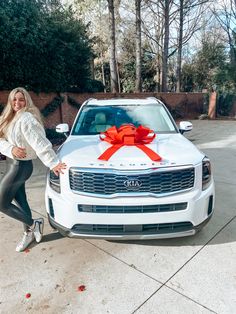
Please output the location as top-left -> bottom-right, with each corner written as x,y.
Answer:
69,167 -> 195,195
71,222 -> 193,235
78,202 -> 187,213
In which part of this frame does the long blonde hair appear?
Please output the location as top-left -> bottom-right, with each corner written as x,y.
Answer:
0,87 -> 43,138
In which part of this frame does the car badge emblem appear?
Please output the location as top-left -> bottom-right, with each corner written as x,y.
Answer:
124,179 -> 142,190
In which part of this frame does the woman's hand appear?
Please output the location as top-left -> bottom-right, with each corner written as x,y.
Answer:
12,146 -> 26,158
52,162 -> 67,176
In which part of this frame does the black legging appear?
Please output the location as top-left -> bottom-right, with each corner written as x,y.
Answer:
0,158 -> 34,231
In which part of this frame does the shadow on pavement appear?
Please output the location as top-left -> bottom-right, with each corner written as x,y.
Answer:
42,231 -> 64,243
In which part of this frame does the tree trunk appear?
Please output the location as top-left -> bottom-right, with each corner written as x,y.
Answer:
176,0 -> 184,92
107,0 -> 119,93
156,2 -> 162,92
162,0 -> 170,92
135,0 -> 142,92
101,60 -> 106,92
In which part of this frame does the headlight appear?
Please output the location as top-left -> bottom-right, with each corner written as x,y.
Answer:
202,157 -> 211,190
49,170 -> 61,193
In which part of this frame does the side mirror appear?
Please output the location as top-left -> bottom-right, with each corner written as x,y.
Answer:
56,123 -> 69,137
179,121 -> 193,134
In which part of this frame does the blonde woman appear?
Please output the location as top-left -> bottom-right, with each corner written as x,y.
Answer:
0,87 -> 66,252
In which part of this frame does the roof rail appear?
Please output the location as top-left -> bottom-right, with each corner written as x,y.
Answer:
86,98 -> 97,103
146,97 -> 160,102
82,98 -> 97,106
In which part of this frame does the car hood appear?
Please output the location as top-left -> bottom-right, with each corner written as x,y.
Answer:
57,134 -> 204,170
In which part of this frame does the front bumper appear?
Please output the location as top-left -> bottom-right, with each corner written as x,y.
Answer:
46,171 -> 215,240
48,213 -> 212,240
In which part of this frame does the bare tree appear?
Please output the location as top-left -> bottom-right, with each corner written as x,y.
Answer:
176,0 -> 184,92
141,0 -> 212,92
107,0 -> 119,92
135,0 -> 142,92
161,0 -> 171,91
72,0 -> 219,93
176,0 -> 210,92
211,0 -> 236,65
142,0 -> 174,92
73,0 -> 109,91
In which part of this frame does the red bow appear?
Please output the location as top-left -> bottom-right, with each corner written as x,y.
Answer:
98,124 -> 162,161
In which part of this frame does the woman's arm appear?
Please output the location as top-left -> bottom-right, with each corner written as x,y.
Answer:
12,146 -> 26,158
51,162 -> 67,175
20,113 -> 61,169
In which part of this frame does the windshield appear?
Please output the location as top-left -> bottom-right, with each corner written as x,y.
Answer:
72,103 -> 177,135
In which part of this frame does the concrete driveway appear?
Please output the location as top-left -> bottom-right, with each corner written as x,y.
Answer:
0,120 -> 235,314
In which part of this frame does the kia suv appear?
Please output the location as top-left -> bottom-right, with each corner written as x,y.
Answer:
45,97 -> 215,239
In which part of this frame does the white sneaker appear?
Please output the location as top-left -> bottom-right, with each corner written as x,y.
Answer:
33,218 -> 44,243
16,231 -> 35,252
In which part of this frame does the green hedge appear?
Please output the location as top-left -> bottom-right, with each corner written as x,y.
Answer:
217,93 -> 235,116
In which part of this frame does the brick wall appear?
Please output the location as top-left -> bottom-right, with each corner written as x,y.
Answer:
0,91 -> 206,128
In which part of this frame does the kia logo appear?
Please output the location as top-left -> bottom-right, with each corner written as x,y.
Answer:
124,179 -> 142,190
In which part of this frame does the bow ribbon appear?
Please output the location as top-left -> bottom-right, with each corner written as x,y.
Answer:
98,124 -> 162,161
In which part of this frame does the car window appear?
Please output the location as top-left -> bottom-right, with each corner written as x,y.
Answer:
72,103 -> 177,135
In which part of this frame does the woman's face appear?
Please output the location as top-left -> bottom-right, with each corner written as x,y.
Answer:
12,92 -> 26,112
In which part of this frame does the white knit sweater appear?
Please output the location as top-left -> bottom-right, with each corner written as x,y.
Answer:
0,112 -> 59,169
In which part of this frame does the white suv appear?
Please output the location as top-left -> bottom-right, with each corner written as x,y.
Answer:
45,97 -> 215,239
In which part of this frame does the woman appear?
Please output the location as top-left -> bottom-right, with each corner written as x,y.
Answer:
0,87 -> 66,252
